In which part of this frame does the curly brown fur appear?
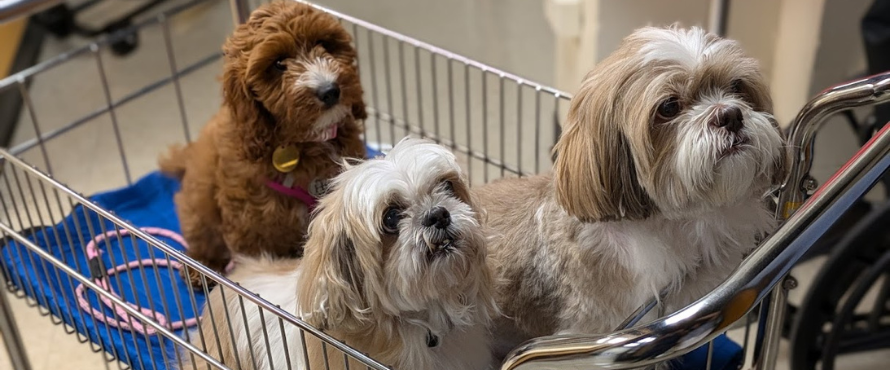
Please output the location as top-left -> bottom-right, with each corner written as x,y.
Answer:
159,1 -> 366,286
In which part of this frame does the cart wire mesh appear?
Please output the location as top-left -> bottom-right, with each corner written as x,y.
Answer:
0,0 -> 579,369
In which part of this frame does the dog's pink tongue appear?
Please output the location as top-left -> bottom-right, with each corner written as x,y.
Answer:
326,126 -> 338,140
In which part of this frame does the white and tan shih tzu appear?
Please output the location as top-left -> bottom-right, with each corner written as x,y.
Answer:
184,138 -> 498,370
474,25 -> 788,357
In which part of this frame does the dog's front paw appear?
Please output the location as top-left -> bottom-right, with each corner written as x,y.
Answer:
180,266 -> 216,290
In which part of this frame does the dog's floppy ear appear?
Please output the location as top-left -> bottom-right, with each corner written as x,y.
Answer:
221,19 -> 275,162
552,70 -> 655,222
351,100 -> 368,122
297,203 -> 368,331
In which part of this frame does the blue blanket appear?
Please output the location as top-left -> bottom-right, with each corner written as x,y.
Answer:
0,145 -> 740,370
1,171 -> 196,370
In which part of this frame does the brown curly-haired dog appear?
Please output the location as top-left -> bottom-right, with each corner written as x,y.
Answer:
159,1 -> 366,286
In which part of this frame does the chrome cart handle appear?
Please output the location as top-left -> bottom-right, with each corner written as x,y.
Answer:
778,71 -> 890,219
0,0 -> 60,24
500,72 -> 890,370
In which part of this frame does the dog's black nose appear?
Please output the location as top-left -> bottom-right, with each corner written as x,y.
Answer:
316,82 -> 340,107
422,206 -> 451,229
713,106 -> 744,133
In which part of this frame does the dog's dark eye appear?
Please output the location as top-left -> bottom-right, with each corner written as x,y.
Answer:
273,58 -> 287,71
382,206 -> 403,234
656,97 -> 682,121
441,180 -> 454,194
729,79 -> 744,95
316,39 -> 335,52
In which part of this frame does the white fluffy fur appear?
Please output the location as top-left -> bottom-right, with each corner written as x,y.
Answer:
184,138 -> 497,370
475,25 -> 787,358
298,57 -> 340,89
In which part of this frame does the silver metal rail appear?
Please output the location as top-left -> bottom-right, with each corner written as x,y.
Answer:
778,71 -> 890,219
500,72 -> 890,370
0,0 -> 59,24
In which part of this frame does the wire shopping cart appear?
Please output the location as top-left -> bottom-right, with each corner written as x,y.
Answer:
0,0 -> 889,369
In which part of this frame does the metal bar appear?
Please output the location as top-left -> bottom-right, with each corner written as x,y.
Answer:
93,45 -> 132,184
414,46 -> 425,138
257,308 -> 274,368
18,80 -> 53,174
0,273 -> 32,370
498,76 -> 505,177
500,119 -> 890,369
9,52 -> 220,156
398,41 -> 409,139
292,0 -> 569,99
708,0 -> 730,37
0,146 -> 388,368
382,36 -> 395,146
236,295 -> 260,370
276,317 -> 293,370
0,0 -> 60,25
614,295 -> 660,331
350,22 -> 367,148
22,173 -> 65,324
447,58 -> 455,150
431,53 -> 440,141
67,198 -> 122,356
482,71 -> 489,181
1,168 -> 40,306
161,15 -> 192,143
534,88 -> 541,173
0,222 -> 229,368
34,181 -> 80,333
777,71 -> 890,220
705,340 -> 714,370
464,63 -> 473,184
367,29 -> 381,145
229,0 -> 250,25
9,167 -> 51,313
516,83 -> 522,174
757,279 -> 791,370
217,286 -> 247,370
366,107 -> 526,175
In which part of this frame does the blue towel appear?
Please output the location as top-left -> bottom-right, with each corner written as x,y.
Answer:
0,147 -> 386,370
0,142 -> 742,370
671,334 -> 744,370
1,171 -> 194,370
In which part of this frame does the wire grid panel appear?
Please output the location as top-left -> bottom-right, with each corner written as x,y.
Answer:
337,8 -> 570,185
0,150 -> 388,370
0,0 -> 571,369
0,0 -> 768,368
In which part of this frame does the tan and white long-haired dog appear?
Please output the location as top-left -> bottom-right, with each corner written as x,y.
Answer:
184,138 -> 498,370
474,26 -> 787,357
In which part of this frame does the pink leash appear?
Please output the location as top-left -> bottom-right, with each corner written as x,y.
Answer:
74,227 -> 197,336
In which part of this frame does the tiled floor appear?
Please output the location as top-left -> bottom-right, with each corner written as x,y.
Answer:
1,0 -> 887,369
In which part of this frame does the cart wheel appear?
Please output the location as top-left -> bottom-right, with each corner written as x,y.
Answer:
789,200 -> 890,370
33,4 -> 75,38
107,21 -> 139,56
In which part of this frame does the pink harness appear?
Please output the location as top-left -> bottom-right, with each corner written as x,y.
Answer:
74,227 -> 197,336
265,179 -> 319,210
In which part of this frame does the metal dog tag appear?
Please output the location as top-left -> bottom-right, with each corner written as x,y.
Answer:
282,173 -> 296,188
308,178 -> 330,198
272,145 -> 301,173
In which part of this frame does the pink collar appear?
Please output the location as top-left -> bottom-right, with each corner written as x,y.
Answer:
263,125 -> 338,210
265,180 -> 318,210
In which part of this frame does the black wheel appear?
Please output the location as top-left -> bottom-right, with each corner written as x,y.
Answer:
107,21 -> 139,56
33,4 -> 75,38
789,200 -> 890,370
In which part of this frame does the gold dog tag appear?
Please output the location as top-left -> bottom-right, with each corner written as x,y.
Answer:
273,145 -> 300,173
